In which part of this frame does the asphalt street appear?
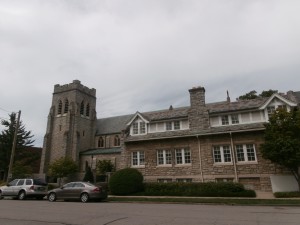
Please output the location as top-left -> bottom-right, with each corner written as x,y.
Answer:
0,199 -> 300,225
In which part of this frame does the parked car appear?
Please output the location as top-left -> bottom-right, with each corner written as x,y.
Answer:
0,178 -> 48,200
47,181 -> 107,203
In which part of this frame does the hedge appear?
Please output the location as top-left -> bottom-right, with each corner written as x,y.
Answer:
274,191 -> 300,198
142,182 -> 256,197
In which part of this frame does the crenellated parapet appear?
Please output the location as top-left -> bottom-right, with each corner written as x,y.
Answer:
54,80 -> 96,97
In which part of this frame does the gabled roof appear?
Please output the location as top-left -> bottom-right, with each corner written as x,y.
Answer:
126,111 -> 150,126
96,114 -> 133,135
259,93 -> 297,109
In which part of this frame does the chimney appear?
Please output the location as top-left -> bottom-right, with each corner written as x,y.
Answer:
189,86 -> 205,108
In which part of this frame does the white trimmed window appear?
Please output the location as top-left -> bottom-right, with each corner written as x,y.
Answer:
231,114 -> 239,124
165,121 -> 181,131
166,122 -> 172,130
132,151 -> 145,166
132,119 -> 146,135
175,148 -> 191,164
157,150 -> 172,165
213,145 -> 232,163
174,121 -> 180,130
236,144 -> 257,162
221,115 -> 229,125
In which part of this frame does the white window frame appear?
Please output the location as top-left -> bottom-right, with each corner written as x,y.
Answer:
131,151 -> 145,167
235,144 -> 257,163
131,119 -> 147,135
213,145 -> 232,164
175,148 -> 191,165
165,121 -> 181,131
157,150 -> 172,166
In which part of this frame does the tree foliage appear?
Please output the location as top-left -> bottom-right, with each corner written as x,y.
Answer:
83,166 -> 94,183
96,160 -> 115,175
0,112 -> 34,180
261,108 -> 300,188
48,157 -> 78,184
238,89 -> 278,100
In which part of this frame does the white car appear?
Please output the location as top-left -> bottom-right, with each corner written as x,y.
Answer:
0,178 -> 48,200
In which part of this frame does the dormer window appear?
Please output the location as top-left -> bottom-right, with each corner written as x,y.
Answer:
221,115 -> 229,125
132,119 -> 146,135
165,121 -> 181,131
231,114 -> 239,124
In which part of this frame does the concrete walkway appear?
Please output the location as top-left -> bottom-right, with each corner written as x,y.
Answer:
255,191 -> 275,199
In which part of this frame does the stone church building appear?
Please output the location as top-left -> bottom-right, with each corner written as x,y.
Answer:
39,80 -> 300,191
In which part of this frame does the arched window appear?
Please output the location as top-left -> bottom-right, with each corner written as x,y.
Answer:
64,99 -> 69,114
58,100 -> 62,115
114,135 -> 120,146
80,101 -> 84,115
98,137 -> 104,148
86,103 -> 90,117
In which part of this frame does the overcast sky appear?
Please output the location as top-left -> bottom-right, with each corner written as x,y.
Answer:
0,0 -> 300,147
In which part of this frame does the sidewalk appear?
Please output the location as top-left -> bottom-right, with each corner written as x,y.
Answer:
255,191 -> 275,199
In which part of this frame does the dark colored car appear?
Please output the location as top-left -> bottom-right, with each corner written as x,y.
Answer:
0,178 -> 48,200
47,182 -> 107,203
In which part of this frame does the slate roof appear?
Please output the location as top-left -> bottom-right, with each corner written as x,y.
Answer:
96,114 -> 133,135
96,92 -> 298,136
206,98 -> 268,114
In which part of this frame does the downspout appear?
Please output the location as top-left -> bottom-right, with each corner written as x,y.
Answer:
229,132 -> 238,182
196,135 -> 204,182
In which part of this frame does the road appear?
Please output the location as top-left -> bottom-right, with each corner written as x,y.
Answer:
0,199 -> 300,225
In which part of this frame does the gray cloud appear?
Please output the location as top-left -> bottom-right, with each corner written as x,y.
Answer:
1,0 -> 300,146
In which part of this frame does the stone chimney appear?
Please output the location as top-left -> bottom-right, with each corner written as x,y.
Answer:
188,86 -> 209,131
189,86 -> 206,108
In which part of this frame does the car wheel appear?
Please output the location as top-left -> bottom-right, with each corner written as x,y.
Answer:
80,193 -> 89,203
48,192 -> 56,202
18,191 -> 26,200
0,190 -> 3,200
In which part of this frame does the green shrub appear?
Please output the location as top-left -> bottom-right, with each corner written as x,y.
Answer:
143,182 -> 256,197
274,191 -> 300,198
109,168 -> 143,195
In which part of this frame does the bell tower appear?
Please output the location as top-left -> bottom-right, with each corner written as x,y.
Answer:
40,80 -> 97,175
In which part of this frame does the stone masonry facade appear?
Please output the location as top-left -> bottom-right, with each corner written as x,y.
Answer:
40,80 -> 300,191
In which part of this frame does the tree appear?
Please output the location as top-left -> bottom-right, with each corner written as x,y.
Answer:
261,108 -> 300,188
238,89 -> 278,100
48,157 -> 78,186
238,90 -> 258,100
96,160 -> 115,175
83,166 -> 94,183
259,89 -> 278,98
0,112 -> 34,180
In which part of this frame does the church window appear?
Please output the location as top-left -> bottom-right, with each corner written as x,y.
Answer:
86,103 -> 90,117
64,99 -> 69,114
98,137 -> 104,148
114,135 -> 120,146
80,101 -> 84,115
58,100 -> 62,115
